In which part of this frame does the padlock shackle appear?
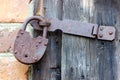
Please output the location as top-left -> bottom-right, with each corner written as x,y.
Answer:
22,16 -> 44,30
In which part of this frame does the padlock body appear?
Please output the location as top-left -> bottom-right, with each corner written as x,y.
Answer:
14,29 -> 48,64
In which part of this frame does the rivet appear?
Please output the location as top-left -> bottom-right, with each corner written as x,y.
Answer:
99,34 -> 103,38
20,32 -> 24,35
21,44 -> 24,47
34,57 -> 38,61
109,32 -> 113,35
17,36 -> 19,38
44,43 -> 47,46
36,45 -> 38,47
38,41 -> 42,44
14,51 -> 17,54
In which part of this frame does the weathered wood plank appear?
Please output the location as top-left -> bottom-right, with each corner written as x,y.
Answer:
32,30 -> 62,80
44,0 -> 63,20
32,0 -> 62,80
113,0 -> 120,79
62,0 -> 119,80
115,15 -> 120,80
32,0 -> 120,80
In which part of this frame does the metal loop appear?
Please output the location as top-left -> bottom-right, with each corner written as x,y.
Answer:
39,21 -> 51,27
22,16 -> 44,30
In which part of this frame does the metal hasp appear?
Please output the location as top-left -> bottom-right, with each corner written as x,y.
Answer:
49,20 -> 116,41
14,16 -> 50,64
31,17 -> 116,41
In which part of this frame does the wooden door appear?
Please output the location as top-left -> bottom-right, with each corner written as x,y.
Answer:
32,0 -> 120,80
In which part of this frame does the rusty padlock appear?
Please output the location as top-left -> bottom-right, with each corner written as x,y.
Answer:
14,16 -> 50,64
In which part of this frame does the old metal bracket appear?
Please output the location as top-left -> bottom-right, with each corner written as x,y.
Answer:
49,19 -> 115,41
30,16 -> 116,41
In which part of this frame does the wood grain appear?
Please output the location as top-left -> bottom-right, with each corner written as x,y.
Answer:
32,31 -> 62,80
32,0 -> 62,80
62,0 -> 120,80
32,0 -> 120,80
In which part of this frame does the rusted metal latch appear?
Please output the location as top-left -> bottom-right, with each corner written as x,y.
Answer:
31,16 -> 116,41
14,16 -> 116,64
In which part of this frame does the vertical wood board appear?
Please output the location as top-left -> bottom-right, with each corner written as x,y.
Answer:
62,0 -> 120,80
32,0 -> 62,80
32,0 -> 120,80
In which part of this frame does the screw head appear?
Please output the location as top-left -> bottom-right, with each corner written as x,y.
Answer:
14,51 -> 17,54
99,34 -> 103,38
